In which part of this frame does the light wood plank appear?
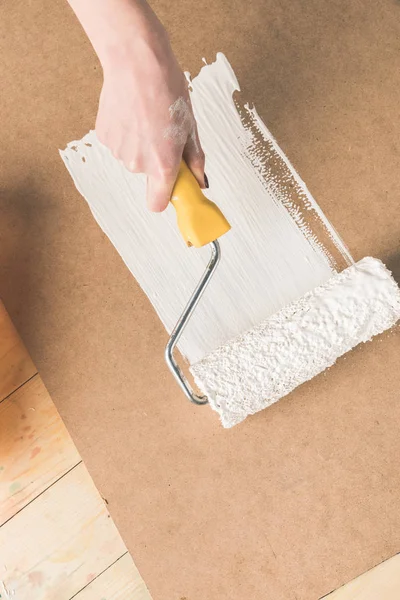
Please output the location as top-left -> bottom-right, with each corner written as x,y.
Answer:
0,463 -> 127,599
323,553 -> 400,599
0,374 -> 81,524
0,303 -> 151,600
0,302 -> 36,401
74,553 -> 153,600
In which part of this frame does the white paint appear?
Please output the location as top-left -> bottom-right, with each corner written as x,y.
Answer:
192,257 -> 400,427
244,103 -> 353,266
164,96 -> 198,151
61,53 -> 351,366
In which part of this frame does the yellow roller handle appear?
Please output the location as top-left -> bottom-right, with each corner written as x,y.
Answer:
170,161 -> 231,248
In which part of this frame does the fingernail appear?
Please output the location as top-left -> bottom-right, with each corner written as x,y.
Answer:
204,173 -> 209,188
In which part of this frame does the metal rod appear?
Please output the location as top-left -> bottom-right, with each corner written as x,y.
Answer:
165,240 -> 221,405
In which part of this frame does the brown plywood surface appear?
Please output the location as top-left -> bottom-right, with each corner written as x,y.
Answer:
0,1 -> 399,599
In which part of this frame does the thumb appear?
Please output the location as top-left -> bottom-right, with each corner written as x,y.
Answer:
146,167 -> 178,213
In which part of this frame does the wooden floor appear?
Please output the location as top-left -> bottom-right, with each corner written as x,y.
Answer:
324,554 -> 400,600
0,299 -> 399,600
0,301 -> 152,599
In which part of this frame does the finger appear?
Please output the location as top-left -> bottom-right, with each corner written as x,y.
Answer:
183,125 -> 207,189
146,165 -> 180,213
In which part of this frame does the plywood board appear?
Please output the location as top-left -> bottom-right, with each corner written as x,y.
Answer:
0,0 -> 399,599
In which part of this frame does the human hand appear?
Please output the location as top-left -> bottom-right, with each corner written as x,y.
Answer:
68,0 -> 206,212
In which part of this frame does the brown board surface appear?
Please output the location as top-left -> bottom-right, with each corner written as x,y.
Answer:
1,1 -> 399,598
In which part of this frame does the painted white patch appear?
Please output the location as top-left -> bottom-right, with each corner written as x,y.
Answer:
243,103 -> 353,266
61,53 -> 352,366
192,257 -> 400,427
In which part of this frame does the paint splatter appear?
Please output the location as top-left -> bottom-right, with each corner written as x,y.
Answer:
30,447 -> 41,460
86,573 -> 96,583
9,482 -> 20,494
28,571 -> 44,587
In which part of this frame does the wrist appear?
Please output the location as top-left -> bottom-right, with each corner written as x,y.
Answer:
98,24 -> 170,74
90,4 -> 169,72
69,0 -> 170,72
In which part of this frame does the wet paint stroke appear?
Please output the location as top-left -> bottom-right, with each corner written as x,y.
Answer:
61,53 -> 352,365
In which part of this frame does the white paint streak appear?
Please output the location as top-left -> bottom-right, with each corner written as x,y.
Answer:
61,53 -> 350,366
192,258 -> 400,427
244,104 -> 354,266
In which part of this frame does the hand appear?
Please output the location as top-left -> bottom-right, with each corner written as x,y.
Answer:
97,24 -> 206,212
68,0 -> 206,212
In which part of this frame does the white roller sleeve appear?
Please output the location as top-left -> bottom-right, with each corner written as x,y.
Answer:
191,257 -> 400,428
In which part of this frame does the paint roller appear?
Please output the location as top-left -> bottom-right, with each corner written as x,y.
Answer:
166,161 -> 400,427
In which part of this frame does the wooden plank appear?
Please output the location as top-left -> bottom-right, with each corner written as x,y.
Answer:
323,554 -> 400,599
0,463 -> 127,600
0,301 -> 36,401
0,304 -> 150,599
0,374 -> 81,524
74,553 -> 153,600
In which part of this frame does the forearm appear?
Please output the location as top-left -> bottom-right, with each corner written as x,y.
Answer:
67,0 -> 167,69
